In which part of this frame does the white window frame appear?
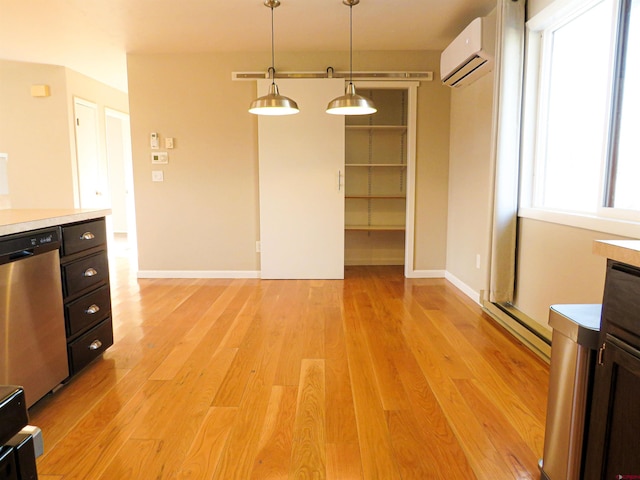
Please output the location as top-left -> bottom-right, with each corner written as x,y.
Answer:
519,0 -> 640,238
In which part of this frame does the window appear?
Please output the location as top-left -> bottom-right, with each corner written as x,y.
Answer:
607,0 -> 640,211
523,0 -> 640,229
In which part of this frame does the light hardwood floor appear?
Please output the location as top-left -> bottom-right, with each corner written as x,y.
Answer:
29,253 -> 549,479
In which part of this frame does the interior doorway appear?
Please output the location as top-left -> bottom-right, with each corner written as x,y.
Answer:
105,108 -> 137,262
74,98 -> 109,209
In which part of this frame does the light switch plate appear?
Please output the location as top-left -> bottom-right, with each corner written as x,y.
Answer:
151,152 -> 168,164
151,170 -> 164,182
165,137 -> 174,149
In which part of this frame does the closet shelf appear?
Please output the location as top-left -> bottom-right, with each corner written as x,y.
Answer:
345,195 -> 406,199
345,125 -> 407,131
345,163 -> 407,167
345,225 -> 406,232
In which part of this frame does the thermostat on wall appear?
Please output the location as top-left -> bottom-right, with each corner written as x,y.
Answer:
151,152 -> 168,164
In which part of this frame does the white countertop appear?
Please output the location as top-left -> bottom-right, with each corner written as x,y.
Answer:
0,209 -> 110,236
594,239 -> 640,269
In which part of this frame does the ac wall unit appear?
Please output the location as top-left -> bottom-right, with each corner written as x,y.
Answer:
440,15 -> 496,88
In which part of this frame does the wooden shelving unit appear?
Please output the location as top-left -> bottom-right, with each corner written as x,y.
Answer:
344,89 -> 409,265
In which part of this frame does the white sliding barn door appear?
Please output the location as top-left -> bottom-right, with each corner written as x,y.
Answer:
258,78 -> 345,279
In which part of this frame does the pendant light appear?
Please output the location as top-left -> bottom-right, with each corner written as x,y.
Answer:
326,0 -> 376,116
249,0 -> 299,116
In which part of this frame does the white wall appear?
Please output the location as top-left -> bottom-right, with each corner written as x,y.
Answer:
0,60 -> 75,208
0,60 -> 129,211
446,73 -> 494,297
127,50 -> 451,275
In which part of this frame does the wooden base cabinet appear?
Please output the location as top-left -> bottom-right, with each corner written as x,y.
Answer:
59,217 -> 113,377
585,260 -> 640,479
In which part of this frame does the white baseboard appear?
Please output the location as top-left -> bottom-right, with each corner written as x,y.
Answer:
137,270 -> 260,279
443,271 -> 482,305
405,269 -> 446,278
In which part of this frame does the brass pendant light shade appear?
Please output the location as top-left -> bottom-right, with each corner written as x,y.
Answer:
249,0 -> 299,116
326,0 -> 376,116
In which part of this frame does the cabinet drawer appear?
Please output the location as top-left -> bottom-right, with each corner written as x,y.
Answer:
61,219 -> 107,256
68,318 -> 113,375
65,285 -> 111,337
602,261 -> 640,347
62,251 -> 109,297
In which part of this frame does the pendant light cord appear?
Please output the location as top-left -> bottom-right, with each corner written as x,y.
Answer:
270,5 -> 276,84
349,3 -> 353,85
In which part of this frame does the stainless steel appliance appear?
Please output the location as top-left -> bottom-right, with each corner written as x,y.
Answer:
0,228 -> 69,407
539,304 -> 601,480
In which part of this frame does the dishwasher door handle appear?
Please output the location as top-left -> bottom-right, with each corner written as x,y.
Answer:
9,250 -> 35,261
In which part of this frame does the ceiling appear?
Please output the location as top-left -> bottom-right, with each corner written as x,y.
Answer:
0,0 -> 496,92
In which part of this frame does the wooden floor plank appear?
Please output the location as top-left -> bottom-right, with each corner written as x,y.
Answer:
37,380 -> 165,479
211,286 -> 288,479
326,443 -> 363,480
390,337 -> 478,479
289,359 -> 326,479
342,288 -> 403,480
96,437 -> 163,480
250,386 -> 298,479
148,280 -> 245,380
455,378 -> 542,477
422,308 -> 546,455
176,407 -> 237,479
386,409 -> 443,479
324,303 -> 359,445
212,281 -> 284,407
273,281 -> 309,386
29,258 -> 549,480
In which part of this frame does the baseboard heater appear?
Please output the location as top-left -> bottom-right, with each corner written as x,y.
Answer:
483,301 -> 552,362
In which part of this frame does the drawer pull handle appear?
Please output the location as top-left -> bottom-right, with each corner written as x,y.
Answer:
81,232 -> 95,240
89,340 -> 102,351
84,268 -> 98,277
85,304 -> 100,314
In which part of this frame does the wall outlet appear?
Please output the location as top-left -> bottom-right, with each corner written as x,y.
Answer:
151,170 -> 164,182
476,254 -> 481,269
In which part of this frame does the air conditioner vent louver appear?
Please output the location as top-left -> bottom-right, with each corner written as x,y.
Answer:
440,15 -> 496,88
441,55 -> 488,87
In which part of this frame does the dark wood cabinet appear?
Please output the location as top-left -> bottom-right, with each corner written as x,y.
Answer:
585,260 -> 640,479
59,217 -> 113,377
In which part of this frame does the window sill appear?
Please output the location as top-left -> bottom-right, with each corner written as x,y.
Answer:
518,207 -> 640,239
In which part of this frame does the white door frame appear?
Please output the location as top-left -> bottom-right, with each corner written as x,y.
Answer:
73,97 -> 106,209
105,108 -> 136,238
355,81 -> 419,277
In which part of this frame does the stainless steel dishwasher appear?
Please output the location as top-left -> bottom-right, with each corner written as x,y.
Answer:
0,227 -> 69,407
